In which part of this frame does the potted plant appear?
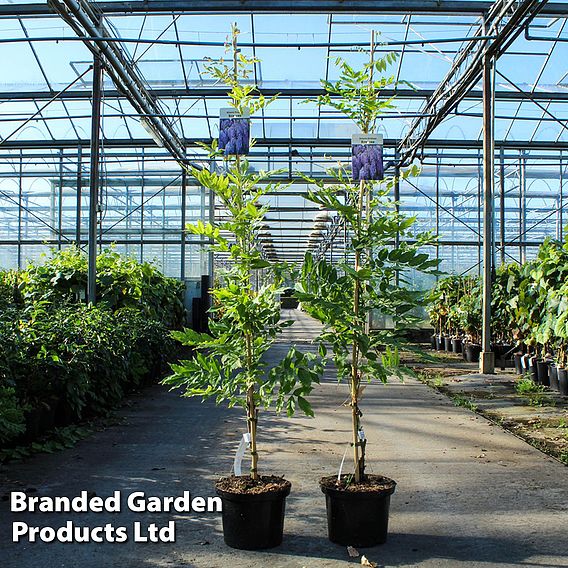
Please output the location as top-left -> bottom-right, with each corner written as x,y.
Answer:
163,25 -> 322,550
509,259 -> 537,374
427,275 -> 477,354
455,278 -> 482,363
533,238 -> 568,386
491,263 -> 521,369
426,282 -> 448,350
507,239 -> 568,382
552,278 -> 568,394
447,302 -> 462,353
295,44 -> 439,547
555,343 -> 568,396
434,275 -> 481,354
534,315 -> 554,386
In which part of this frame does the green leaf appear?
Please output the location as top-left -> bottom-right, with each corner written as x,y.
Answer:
297,396 -> 314,417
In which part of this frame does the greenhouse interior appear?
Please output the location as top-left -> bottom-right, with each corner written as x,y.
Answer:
1,1 -> 568,567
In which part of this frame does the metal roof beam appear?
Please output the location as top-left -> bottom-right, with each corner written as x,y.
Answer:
4,1 -> 568,17
2,87 -> 568,102
399,0 -> 552,164
48,0 -> 187,163
2,137 -> 568,150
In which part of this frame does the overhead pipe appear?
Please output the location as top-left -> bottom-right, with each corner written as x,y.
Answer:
0,34 -> 498,48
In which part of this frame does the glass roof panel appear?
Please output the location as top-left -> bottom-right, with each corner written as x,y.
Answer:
0,9 -> 564,149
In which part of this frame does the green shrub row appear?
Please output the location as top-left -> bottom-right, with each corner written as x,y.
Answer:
0,248 -> 185,448
16,246 -> 186,329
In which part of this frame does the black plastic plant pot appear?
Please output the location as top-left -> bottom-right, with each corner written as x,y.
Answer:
494,344 -> 513,369
215,479 -> 291,550
529,356 -> 540,384
452,338 -> 463,354
514,353 -> 523,375
536,360 -> 551,387
320,475 -> 396,547
464,343 -> 482,363
444,336 -> 453,352
436,335 -> 444,351
549,364 -> 559,391
558,368 -> 568,396
430,334 -> 437,350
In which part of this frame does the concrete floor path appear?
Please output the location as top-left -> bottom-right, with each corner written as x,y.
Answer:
1,309 -> 567,568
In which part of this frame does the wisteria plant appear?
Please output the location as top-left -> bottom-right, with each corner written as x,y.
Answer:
163,25 -> 322,483
296,46 -> 439,485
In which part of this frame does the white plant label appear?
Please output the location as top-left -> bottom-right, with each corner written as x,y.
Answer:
337,443 -> 350,481
351,133 -> 383,145
220,107 -> 251,119
233,432 -> 251,476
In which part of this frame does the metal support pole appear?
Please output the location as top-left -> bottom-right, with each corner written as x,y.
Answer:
125,186 -> 131,255
394,158 -> 401,250
477,154 -> 482,274
480,46 -> 495,374
499,146 -> 505,265
140,147 -> 145,262
76,145 -> 82,245
180,169 -> 187,280
451,194 -> 456,269
87,55 -> 103,305
17,151 -> 23,269
520,154 -> 526,263
560,155 -> 564,240
557,194 -> 561,241
435,155 -> 440,267
394,157 -> 401,286
58,150 -> 64,250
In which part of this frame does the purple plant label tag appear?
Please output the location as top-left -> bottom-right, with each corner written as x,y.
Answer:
351,133 -> 384,181
219,108 -> 250,156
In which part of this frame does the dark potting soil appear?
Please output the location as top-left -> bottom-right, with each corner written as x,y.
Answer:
215,475 -> 291,495
320,474 -> 396,494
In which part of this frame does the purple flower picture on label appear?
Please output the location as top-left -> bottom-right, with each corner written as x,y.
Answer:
219,117 -> 250,156
352,144 -> 384,181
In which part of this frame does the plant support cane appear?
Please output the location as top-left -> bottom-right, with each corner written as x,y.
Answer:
351,178 -> 367,484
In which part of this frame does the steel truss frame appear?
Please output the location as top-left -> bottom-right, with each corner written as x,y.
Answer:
47,0 -> 187,164
3,1 -> 568,17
